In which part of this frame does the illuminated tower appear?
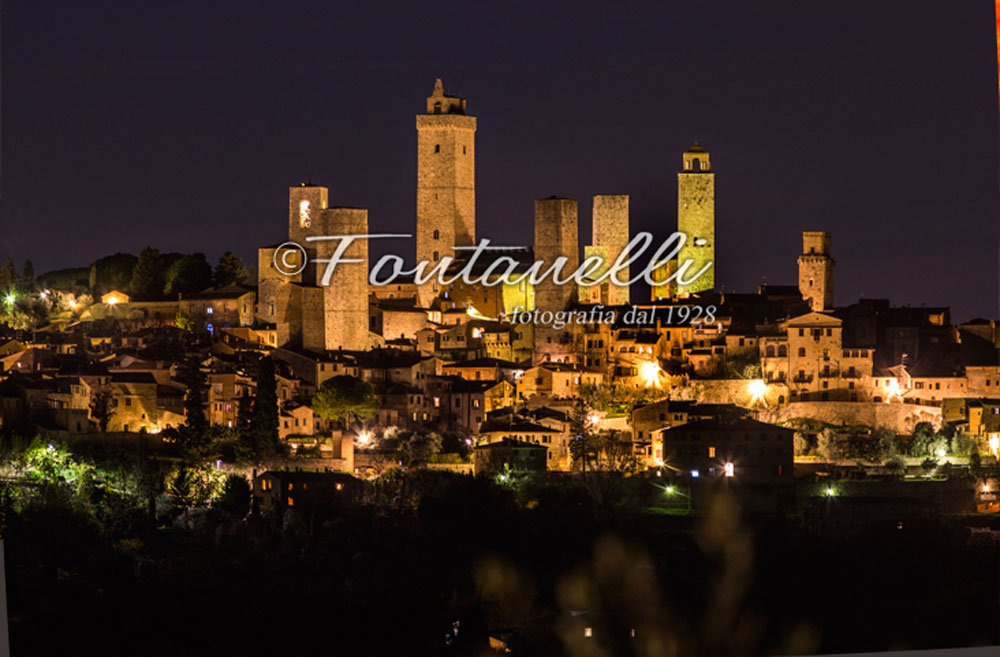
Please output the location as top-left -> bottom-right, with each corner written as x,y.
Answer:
580,195 -> 630,305
676,144 -> 715,295
533,196 -> 579,364
416,78 -> 476,307
798,231 -> 835,311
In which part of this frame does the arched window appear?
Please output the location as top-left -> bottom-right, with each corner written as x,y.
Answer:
434,144 -> 440,153
433,101 -> 442,114
692,158 -> 701,171
766,345 -> 775,357
778,345 -> 787,357
798,347 -> 806,357
433,229 -> 439,239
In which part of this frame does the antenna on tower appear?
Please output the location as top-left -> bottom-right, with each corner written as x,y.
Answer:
306,166 -> 313,186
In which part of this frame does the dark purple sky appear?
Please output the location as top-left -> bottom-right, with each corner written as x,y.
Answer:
1,1 -> 997,321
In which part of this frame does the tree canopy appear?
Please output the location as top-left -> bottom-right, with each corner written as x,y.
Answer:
312,375 -> 379,427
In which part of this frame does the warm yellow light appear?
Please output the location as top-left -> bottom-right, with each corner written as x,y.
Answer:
748,379 -> 766,400
640,360 -> 661,388
982,483 -> 991,494
989,436 -> 1000,454
466,305 -> 490,320
724,462 -> 734,477
884,378 -> 900,402
107,295 -> 119,305
357,431 -> 372,446
68,300 -> 78,309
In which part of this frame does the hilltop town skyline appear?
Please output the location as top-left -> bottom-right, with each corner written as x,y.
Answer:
1,1 -> 997,322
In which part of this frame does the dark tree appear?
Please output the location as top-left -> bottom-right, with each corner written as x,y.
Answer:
312,375 -> 379,428
0,258 -> 15,293
243,356 -> 281,464
163,253 -> 213,297
90,253 -> 138,294
213,473 -> 251,516
129,247 -> 164,301
178,354 -> 209,456
89,389 -> 115,432
214,251 -> 250,287
20,260 -> 35,290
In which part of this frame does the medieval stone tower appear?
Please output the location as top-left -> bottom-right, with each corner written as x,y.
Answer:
257,183 -> 370,352
676,143 -> 715,295
533,197 -> 579,364
580,195 -> 630,306
798,231 -> 835,311
416,79 -> 476,307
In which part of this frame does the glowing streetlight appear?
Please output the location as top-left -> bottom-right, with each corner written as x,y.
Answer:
989,436 -> 1000,454
724,462 -> 735,477
936,448 -> 946,459
4,293 -> 14,306
640,360 -> 661,388
748,379 -> 766,402
664,485 -> 674,494
68,299 -> 78,309
356,431 -> 372,447
106,295 -> 120,305
824,487 -> 836,497
982,483 -> 991,494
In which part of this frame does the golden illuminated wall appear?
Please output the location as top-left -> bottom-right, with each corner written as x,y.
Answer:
677,146 -> 715,295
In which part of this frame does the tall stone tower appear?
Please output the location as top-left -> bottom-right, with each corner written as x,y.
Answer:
257,183 -> 370,352
533,197 -> 579,364
580,195 -> 630,306
416,78 -> 476,307
676,143 -> 715,295
798,231 -> 835,311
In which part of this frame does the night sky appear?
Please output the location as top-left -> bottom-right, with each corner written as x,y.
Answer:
1,1 -> 997,321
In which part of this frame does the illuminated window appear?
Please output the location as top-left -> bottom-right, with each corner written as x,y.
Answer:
336,483 -> 344,491
708,446 -> 715,458
299,199 -> 311,228
584,628 -> 593,638
287,497 -> 294,506
724,463 -> 734,477
206,307 -> 213,315
288,483 -> 293,490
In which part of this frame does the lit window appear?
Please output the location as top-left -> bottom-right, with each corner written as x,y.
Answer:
584,628 -> 593,638
287,497 -> 294,506
206,307 -> 214,315
299,199 -> 312,228
708,446 -> 715,458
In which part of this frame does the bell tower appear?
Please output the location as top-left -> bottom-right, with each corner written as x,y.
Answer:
415,78 -> 476,307
676,143 -> 715,295
798,231 -> 835,311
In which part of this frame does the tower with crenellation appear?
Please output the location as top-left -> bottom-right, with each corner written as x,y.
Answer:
798,231 -> 835,311
257,183 -> 371,352
676,143 -> 715,295
415,79 -> 476,307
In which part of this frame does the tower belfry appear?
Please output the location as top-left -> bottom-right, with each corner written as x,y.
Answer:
415,78 -> 477,307
676,143 -> 715,295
